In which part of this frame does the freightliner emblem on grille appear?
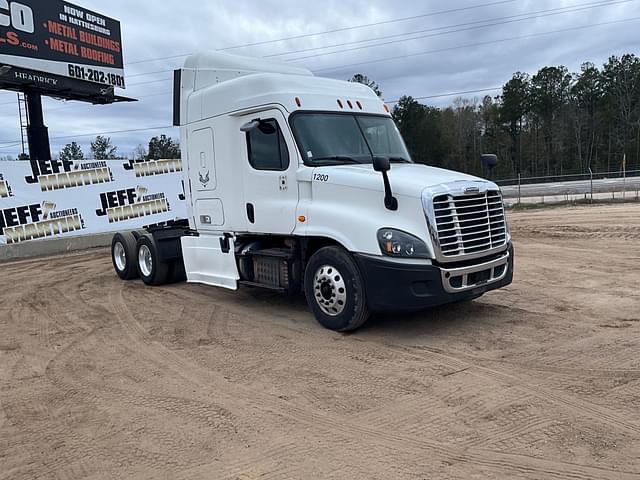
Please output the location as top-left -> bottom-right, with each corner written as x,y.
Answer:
464,186 -> 481,194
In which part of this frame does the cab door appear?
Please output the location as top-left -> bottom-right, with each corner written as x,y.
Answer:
240,109 -> 299,234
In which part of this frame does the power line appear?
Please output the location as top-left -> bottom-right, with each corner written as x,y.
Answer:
128,78 -> 172,87
387,87 -> 503,104
126,0 -> 517,66
0,142 -> 22,150
0,79 -> 171,107
226,0 -> 519,50
0,126 -> 176,146
269,0 -> 635,60
114,0 -> 635,83
313,16 -> 640,73
43,91 -> 173,113
128,69 -> 174,79
48,125 -> 176,141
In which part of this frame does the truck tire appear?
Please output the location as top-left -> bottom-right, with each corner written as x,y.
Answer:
111,232 -> 139,280
304,246 -> 370,332
136,235 -> 170,286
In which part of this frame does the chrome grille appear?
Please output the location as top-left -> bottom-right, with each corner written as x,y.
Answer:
433,190 -> 507,257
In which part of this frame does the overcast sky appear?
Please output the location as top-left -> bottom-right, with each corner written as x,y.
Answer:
1,0 -> 638,158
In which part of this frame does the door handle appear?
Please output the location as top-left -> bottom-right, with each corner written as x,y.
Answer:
246,203 -> 255,224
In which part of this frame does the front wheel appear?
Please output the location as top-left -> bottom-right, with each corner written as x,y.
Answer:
304,246 -> 370,332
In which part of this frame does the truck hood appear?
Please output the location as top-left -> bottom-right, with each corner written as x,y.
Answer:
312,163 -> 495,198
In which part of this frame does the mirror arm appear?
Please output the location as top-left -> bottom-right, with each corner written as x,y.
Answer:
381,171 -> 398,211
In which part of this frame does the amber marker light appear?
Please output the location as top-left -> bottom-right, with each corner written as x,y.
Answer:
298,215 -> 307,223
384,104 -> 390,113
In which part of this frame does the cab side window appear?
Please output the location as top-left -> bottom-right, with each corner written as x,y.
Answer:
246,119 -> 290,171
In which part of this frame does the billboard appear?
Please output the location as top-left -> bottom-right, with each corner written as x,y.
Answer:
0,0 -> 125,89
0,159 -> 186,245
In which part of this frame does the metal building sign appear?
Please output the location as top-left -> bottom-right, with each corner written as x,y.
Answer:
0,0 -> 125,89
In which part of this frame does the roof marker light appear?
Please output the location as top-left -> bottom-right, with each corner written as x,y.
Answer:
347,100 -> 353,109
356,100 -> 363,110
384,104 -> 390,113
337,99 -> 344,108
295,97 -> 302,107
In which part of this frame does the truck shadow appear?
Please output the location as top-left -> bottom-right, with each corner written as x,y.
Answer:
358,301 -> 511,338
241,287 -> 512,339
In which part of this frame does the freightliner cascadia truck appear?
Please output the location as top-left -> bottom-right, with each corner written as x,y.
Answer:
110,52 -> 514,332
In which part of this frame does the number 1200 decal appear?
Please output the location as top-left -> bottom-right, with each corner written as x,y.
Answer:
313,174 -> 329,182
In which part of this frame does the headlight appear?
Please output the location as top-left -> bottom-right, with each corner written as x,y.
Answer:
377,228 -> 430,259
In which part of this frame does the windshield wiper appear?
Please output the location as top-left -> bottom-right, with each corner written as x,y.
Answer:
311,156 -> 363,165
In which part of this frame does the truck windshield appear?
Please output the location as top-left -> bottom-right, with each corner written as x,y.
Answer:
290,113 -> 412,166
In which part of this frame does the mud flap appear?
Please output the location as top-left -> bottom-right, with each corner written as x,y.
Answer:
180,235 -> 239,290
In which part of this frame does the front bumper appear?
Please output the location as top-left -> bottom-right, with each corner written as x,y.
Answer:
354,244 -> 514,313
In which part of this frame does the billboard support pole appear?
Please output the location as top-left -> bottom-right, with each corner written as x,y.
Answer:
24,90 -> 51,160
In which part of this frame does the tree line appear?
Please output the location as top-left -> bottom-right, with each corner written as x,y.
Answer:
57,134 -> 181,161
388,54 -> 640,180
0,135 -> 181,162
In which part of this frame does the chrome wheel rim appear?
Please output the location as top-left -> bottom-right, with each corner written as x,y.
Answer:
114,241 -> 126,271
138,244 -> 153,277
313,264 -> 347,316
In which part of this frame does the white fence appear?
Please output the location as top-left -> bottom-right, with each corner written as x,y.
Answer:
499,171 -> 640,205
0,159 -> 187,245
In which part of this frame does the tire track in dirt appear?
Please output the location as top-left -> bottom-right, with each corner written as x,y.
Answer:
43,321 -> 237,434
175,441 -> 314,480
510,223 -> 640,240
410,344 -> 640,379
391,344 -> 640,436
167,282 -> 640,438
34,323 -> 240,478
0,265 -> 239,480
109,282 -> 639,480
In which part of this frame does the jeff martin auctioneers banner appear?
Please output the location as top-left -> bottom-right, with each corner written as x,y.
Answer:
0,158 -> 187,245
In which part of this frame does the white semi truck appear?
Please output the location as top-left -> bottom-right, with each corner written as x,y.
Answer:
110,52 -> 514,332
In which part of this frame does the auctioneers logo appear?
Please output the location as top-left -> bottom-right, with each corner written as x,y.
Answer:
0,173 -> 13,198
123,158 -> 182,178
96,186 -> 170,223
25,159 -> 113,192
0,202 -> 85,244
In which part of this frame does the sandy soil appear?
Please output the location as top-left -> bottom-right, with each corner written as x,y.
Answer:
1,204 -> 639,479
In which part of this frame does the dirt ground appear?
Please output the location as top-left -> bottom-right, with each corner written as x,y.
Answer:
1,204 -> 639,479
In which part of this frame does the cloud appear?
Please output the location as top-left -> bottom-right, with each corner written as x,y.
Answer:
1,0 -> 638,157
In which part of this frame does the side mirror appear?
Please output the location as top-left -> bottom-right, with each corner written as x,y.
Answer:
240,119 -> 260,133
481,154 -> 498,179
480,154 -> 498,170
373,155 -> 390,173
372,156 -> 397,211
